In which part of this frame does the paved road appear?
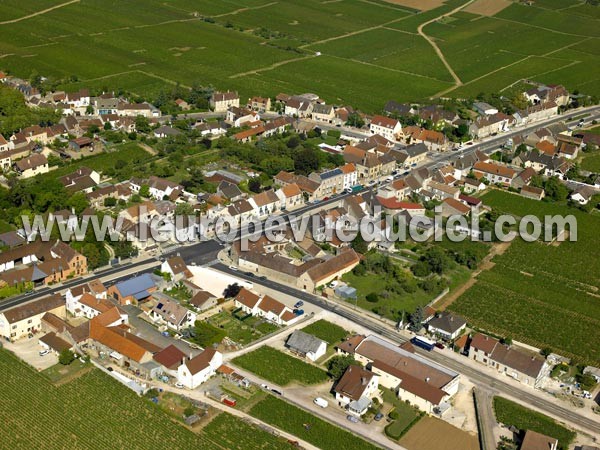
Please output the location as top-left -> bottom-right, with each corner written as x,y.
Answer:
213,263 -> 600,437
473,388 -> 497,450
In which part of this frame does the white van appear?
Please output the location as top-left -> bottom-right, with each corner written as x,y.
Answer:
313,397 -> 329,408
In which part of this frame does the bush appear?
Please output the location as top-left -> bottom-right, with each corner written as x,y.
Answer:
58,349 -> 75,365
365,292 -> 379,303
183,406 -> 195,417
389,410 -> 399,420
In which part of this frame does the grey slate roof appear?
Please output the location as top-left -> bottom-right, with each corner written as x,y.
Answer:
286,330 -> 326,354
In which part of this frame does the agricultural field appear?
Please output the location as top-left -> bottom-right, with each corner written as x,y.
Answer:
202,412 -> 290,450
300,319 -> 349,347
399,416 -> 479,450
1,0 -> 598,110
0,349 -> 218,449
232,346 -> 328,386
449,190 -> 600,363
249,395 -> 380,450
493,397 -> 575,450
206,310 -> 279,346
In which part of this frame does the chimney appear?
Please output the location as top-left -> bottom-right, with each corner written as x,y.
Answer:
361,377 -> 367,386
425,377 -> 430,383
189,352 -> 193,360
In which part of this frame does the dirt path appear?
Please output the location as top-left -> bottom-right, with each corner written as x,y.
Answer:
433,240 -> 511,311
212,2 -> 278,18
417,0 -> 475,89
228,54 -> 316,79
0,0 -> 80,25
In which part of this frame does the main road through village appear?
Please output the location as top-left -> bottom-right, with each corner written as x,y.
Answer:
2,105 -> 600,437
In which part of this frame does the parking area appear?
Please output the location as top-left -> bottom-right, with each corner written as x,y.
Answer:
3,337 -> 58,370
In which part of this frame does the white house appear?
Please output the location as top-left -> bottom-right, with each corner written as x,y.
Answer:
150,296 -> 196,331
65,281 -> 108,317
234,288 -> 298,326
160,256 -> 192,282
334,365 -> 379,416
177,348 -> 222,389
286,330 -> 327,362
369,115 -> 401,142
426,312 -> 466,340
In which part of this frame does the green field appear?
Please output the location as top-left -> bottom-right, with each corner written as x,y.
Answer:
232,346 -> 328,386
1,0 -> 598,110
0,349 -> 217,448
449,190 -> 600,363
300,319 -> 348,346
0,349 -> 303,449
249,395 -> 380,450
202,412 -> 290,450
580,152 -> 600,172
382,388 -> 421,440
493,397 -> 575,450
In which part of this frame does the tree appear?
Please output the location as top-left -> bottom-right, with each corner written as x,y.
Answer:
422,247 -> 450,275
293,147 -> 320,175
223,282 -> 242,298
366,292 -> 379,303
248,178 -> 262,193
346,112 -> 365,128
135,115 -> 151,133
104,197 -> 117,207
67,192 -> 89,215
183,406 -> 196,417
327,355 -> 356,380
544,176 -> 569,201
139,184 -> 150,198
85,105 -> 95,115
175,202 -> 194,216
350,233 -> 369,255
59,349 -> 75,365
540,347 -> 553,357
408,306 -> 424,332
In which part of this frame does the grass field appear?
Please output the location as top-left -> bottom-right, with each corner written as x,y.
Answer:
382,388 -> 421,440
232,346 -> 329,386
1,0 -> 598,110
249,395 -> 380,450
448,190 -> 600,363
493,397 -> 575,450
206,311 -> 278,346
300,319 -> 348,346
580,152 -> 600,172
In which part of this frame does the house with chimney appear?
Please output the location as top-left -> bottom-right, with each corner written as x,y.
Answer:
234,288 -> 299,326
334,365 -> 379,416
177,347 -> 223,388
0,294 -> 65,341
211,91 -> 240,112
14,153 -> 48,178
472,161 -> 516,185
150,296 -> 196,331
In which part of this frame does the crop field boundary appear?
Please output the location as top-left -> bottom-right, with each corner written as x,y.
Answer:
0,0 -> 80,25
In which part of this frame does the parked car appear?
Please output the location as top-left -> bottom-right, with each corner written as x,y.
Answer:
175,382 -> 184,389
161,331 -> 170,337
374,412 -> 384,421
38,349 -> 50,357
329,280 -> 339,288
313,397 -> 329,408
294,309 -> 304,316
260,384 -> 269,389
434,342 -> 445,350
346,415 -> 359,423
228,265 -> 238,271
345,187 -> 353,194
107,367 -> 114,372
294,301 -> 304,309
271,389 -> 283,396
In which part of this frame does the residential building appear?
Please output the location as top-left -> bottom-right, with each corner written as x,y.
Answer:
473,102 -> 498,116
161,256 -> 192,282
286,330 -> 327,361
211,91 -> 240,112
334,365 -> 379,416
469,333 -> 550,387
338,335 -> 460,413
298,249 -> 360,292
276,183 -> 304,211
153,344 -> 186,376
520,430 -> 558,450
426,312 -> 466,340
369,115 -> 401,141
427,181 -> 460,200
570,185 -> 596,205
14,153 -> 48,178
247,96 -> 271,112
469,113 -> 514,138
234,288 -> 298,326
473,161 -> 516,185
311,104 -> 335,123
177,348 -> 223,389
0,294 -> 65,341
150,296 -> 196,331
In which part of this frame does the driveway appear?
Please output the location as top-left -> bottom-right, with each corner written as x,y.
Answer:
3,337 -> 58,370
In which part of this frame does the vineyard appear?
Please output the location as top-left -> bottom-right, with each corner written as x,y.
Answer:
232,346 -> 329,386
0,350 -> 292,449
449,191 -> 600,363
249,395 -> 380,450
